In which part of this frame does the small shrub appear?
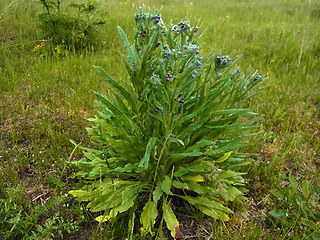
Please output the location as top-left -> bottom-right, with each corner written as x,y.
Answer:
70,7 -> 264,239
37,0 -> 105,51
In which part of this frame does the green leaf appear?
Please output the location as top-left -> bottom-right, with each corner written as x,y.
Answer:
49,176 -> 65,187
302,180 -> 310,199
160,176 -> 172,195
180,175 -> 205,182
301,217 -> 316,228
180,195 -> 233,214
180,195 -> 232,221
269,189 -> 284,200
214,151 -> 233,163
217,170 -> 243,179
162,199 -> 179,238
252,226 -> 262,238
94,66 -> 133,103
69,189 -> 100,202
140,199 -> 158,234
117,26 -> 135,63
139,137 -> 157,169
128,203 -> 137,239
169,151 -> 202,163
172,180 -> 210,195
289,175 -> 298,195
269,210 -> 287,218
107,196 -> 136,219
197,205 -> 230,221
168,137 -> 184,146
95,215 -> 109,223
153,184 -> 163,202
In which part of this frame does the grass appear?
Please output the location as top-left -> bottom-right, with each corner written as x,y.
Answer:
0,0 -> 319,239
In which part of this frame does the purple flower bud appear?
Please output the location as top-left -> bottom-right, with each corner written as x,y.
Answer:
178,98 -> 185,106
169,134 -> 176,138
178,22 -> 188,31
135,14 -> 142,23
156,42 -> 161,47
216,56 -> 221,64
192,71 -> 199,78
152,16 -> 161,24
137,47 -> 143,53
165,73 -> 173,82
137,96 -> 142,101
140,31 -> 146,38
155,106 -> 162,112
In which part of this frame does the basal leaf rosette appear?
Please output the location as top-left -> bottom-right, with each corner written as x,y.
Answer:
69,7 -> 264,239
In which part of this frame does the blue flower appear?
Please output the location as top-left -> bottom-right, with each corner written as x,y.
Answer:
192,71 -> 199,78
140,31 -> 147,38
178,98 -> 185,106
155,106 -> 162,112
135,14 -> 142,23
216,56 -> 231,69
254,75 -> 262,81
152,16 -> 161,24
166,73 -> 173,82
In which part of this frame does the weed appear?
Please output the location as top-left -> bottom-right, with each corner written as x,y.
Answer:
70,7 -> 264,239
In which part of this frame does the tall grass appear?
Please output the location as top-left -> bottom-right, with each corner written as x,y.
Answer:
0,0 -> 319,239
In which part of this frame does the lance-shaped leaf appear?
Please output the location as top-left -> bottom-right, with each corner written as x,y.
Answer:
140,199 -> 158,234
163,199 -> 179,238
179,195 -> 233,221
139,137 -> 157,169
214,151 -> 233,163
118,26 -> 135,63
160,175 -> 173,195
94,66 -> 135,109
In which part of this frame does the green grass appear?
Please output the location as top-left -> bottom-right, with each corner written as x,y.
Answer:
0,0 -> 319,239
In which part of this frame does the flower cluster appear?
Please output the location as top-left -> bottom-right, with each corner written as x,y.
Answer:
182,43 -> 200,56
162,45 -> 172,59
165,73 -> 174,82
216,55 -> 232,69
254,74 -> 263,82
172,21 -> 191,34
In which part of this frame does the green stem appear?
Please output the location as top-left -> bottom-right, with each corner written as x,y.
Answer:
151,136 -> 169,190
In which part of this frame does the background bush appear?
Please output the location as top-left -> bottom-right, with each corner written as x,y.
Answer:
37,0 -> 105,51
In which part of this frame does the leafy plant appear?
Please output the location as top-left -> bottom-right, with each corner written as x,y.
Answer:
0,186 -> 79,240
37,0 -> 105,51
269,175 -> 320,239
69,7 -> 264,239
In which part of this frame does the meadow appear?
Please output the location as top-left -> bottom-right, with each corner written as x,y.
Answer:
0,0 -> 319,239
